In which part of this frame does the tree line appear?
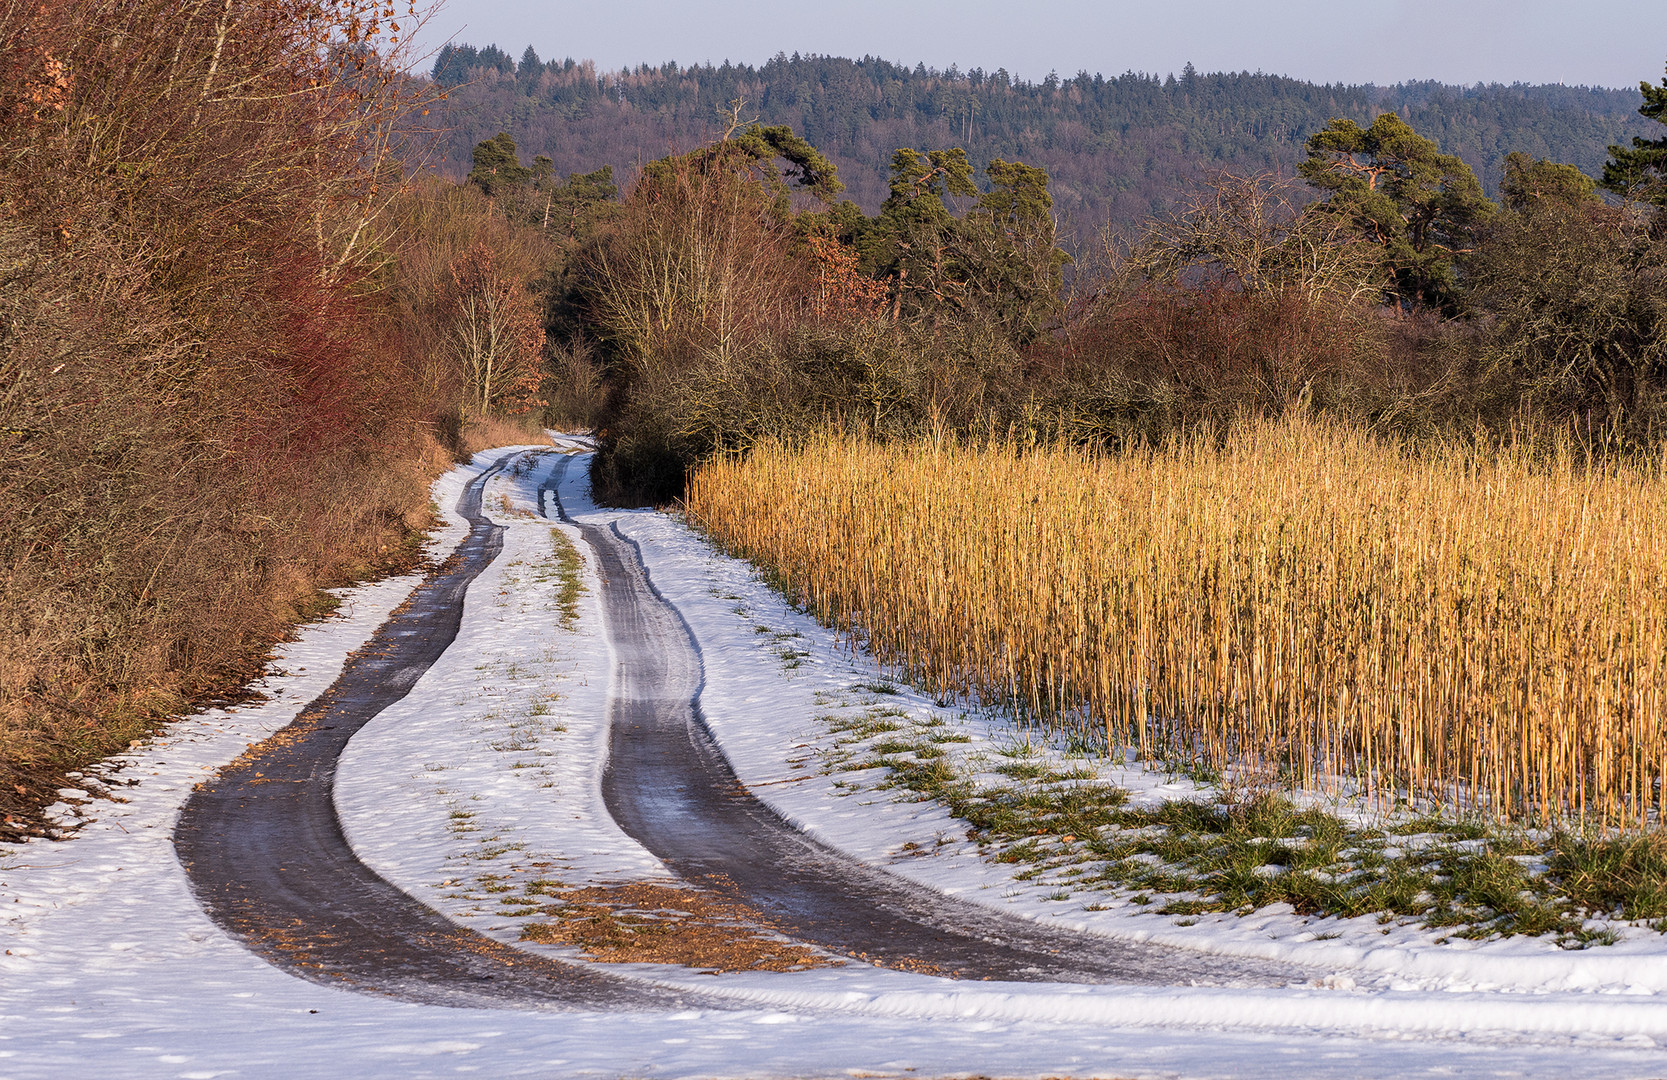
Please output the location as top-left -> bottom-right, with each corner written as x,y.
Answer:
425,47 -> 1655,243
448,52 -> 1667,501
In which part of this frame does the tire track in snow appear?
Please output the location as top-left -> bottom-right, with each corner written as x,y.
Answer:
173,452 -> 705,1011
545,455 -> 1305,987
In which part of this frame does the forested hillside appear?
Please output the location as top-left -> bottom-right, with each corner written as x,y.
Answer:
427,47 -> 1652,238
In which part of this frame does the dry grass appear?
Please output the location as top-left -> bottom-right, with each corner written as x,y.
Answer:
454,414 -> 553,458
686,416 -> 1667,828
519,881 -> 835,971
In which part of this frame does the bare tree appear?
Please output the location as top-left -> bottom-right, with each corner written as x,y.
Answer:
1133,171 -> 1383,305
445,244 -> 546,416
584,152 -> 802,380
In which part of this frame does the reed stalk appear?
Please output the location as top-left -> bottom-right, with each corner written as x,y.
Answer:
684,416 -> 1667,828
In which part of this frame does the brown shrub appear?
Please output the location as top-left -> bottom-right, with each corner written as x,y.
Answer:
0,220 -> 443,829
1041,282 -> 1387,447
0,0 -> 458,832
385,179 -> 563,416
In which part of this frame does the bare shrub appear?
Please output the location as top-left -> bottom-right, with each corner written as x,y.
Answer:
0,0 -> 452,830
1468,198 -> 1667,437
444,244 -> 547,417
581,148 -> 809,381
1132,171 -> 1382,303
543,341 -> 608,431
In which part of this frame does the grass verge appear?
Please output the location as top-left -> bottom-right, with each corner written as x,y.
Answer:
818,690 -> 1667,949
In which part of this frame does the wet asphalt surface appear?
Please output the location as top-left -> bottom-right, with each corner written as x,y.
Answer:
172,448 -> 1305,1011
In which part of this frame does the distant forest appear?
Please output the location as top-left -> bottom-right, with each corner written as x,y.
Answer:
425,46 -> 1653,242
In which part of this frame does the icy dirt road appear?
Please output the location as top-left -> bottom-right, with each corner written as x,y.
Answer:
173,452 -> 697,1012
178,443 -> 1300,997
2,444 -> 1666,1079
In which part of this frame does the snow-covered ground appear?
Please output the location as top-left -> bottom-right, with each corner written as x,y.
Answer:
2,446 -> 1665,1079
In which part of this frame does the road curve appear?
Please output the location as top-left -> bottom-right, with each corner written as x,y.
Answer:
547,456 -> 1303,987
174,454 -> 702,1010
174,446 -> 1301,1010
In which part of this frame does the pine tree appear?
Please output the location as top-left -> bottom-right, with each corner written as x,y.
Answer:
517,45 -> 543,92
862,148 -> 978,317
1300,114 -> 1494,311
959,159 -> 1069,342
1499,152 -> 1596,211
468,132 -> 532,196
1601,59 -> 1667,204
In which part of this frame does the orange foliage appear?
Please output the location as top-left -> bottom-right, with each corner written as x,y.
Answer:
805,233 -> 886,321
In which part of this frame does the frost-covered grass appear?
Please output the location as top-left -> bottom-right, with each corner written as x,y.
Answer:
818,699 -> 1667,948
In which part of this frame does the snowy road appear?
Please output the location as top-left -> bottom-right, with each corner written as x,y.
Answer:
176,444 -> 1298,998
3,444 -> 1666,1078
173,453 -> 695,1012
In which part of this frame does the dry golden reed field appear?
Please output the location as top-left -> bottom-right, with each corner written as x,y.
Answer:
684,417 -> 1667,829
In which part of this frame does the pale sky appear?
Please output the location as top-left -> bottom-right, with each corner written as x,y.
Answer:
413,0 -> 1665,88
